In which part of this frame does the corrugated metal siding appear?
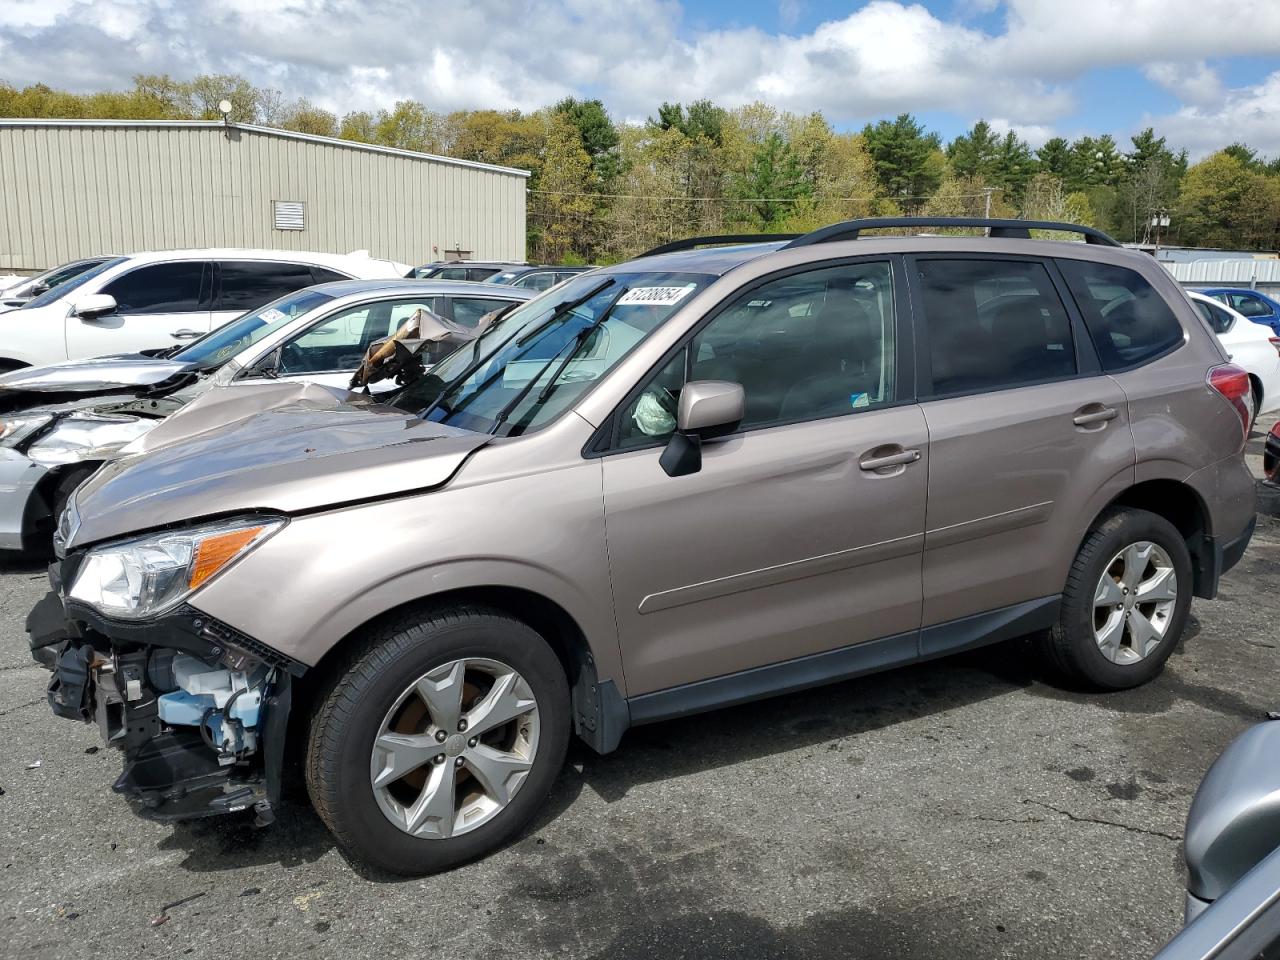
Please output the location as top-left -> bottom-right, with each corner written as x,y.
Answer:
0,123 -> 527,271
1166,259 -> 1280,285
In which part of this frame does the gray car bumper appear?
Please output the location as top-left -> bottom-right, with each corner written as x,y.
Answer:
0,446 -> 48,550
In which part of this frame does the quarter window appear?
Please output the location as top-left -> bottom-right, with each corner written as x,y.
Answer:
1058,260 -> 1184,370
1193,298 -> 1235,335
615,261 -> 897,448
918,258 -> 1075,395
219,261 -> 321,312
101,261 -> 207,314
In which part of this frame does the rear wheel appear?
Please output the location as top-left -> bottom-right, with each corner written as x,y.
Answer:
1039,508 -> 1192,689
305,605 -> 569,875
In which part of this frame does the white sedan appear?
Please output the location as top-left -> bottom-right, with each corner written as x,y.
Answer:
1188,290 -> 1280,419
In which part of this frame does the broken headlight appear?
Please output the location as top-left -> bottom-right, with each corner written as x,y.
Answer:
25,413 -> 157,466
0,412 -> 53,447
68,517 -> 286,620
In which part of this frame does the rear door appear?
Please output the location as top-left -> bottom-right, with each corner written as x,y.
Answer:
909,255 -> 1135,629
600,258 -> 928,696
211,261 -> 339,332
67,260 -> 211,359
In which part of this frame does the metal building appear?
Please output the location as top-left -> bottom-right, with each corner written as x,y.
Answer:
0,119 -> 529,272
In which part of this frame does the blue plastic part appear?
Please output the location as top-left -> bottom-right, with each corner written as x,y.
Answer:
158,689 -> 262,728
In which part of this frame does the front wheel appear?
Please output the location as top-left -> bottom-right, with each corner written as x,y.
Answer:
305,605 -> 570,875
1038,507 -> 1192,690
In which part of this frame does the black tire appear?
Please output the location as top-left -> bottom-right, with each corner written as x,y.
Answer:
305,604 -> 569,875
1038,507 -> 1192,690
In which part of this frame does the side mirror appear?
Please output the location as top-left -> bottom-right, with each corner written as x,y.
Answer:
74,294 -> 117,319
30,282 -> 49,295
659,380 -> 745,478
1183,719 -> 1280,922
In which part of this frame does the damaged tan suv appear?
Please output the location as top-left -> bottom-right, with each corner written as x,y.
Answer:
28,218 -> 1257,874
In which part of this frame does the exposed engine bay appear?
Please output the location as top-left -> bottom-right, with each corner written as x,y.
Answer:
29,578 -> 305,823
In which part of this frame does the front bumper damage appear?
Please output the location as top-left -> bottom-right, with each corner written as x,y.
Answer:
27,558 -> 306,824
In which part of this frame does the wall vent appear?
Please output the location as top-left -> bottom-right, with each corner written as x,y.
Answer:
273,200 -> 305,231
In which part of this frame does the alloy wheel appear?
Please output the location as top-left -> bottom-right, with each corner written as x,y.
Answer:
1092,541 -> 1178,665
369,657 -> 540,839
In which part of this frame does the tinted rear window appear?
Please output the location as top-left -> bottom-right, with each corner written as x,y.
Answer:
916,258 -> 1076,396
1058,260 -> 1184,370
219,261 -> 319,312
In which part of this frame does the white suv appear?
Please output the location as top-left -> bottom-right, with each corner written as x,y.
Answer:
0,249 -> 410,369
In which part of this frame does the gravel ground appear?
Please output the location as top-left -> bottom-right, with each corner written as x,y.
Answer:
1,417 -> 1277,960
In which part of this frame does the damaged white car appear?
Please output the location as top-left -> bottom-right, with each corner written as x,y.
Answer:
0,279 -> 531,551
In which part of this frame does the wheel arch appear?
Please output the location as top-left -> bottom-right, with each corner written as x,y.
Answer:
299,585 -> 629,755
1084,478 -> 1215,598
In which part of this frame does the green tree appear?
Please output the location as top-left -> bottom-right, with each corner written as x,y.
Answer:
1178,151 -> 1280,249
1036,137 -> 1071,179
728,132 -> 811,228
554,97 -> 620,183
946,120 -> 1001,180
861,113 -> 943,207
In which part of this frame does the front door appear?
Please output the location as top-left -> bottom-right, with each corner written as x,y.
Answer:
600,259 -> 928,697
908,255 -> 1136,626
67,260 -> 211,359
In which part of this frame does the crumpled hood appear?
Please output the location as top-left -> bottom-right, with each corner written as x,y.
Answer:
0,354 -> 192,395
68,381 -> 490,548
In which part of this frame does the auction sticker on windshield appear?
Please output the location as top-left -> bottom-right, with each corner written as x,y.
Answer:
259,308 -> 287,323
617,285 -> 697,306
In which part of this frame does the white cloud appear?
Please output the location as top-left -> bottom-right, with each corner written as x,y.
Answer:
1142,70 -> 1280,158
1144,61 -> 1225,108
988,118 -> 1056,149
0,0 -> 1278,153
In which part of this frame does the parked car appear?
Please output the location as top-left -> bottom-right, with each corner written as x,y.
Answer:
1187,291 -> 1280,422
0,249 -> 410,370
28,217 -> 1256,875
0,256 -> 118,314
483,265 -> 594,291
1197,287 -> 1280,336
1152,717 -> 1280,960
409,260 -> 526,282
0,280 -> 531,552
1264,422 -> 1279,485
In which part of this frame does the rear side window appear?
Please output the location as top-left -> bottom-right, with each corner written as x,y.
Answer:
916,258 -> 1075,396
513,272 -> 556,291
1230,294 -> 1271,318
101,261 -> 207,314
450,296 -> 519,328
1058,260 -> 1185,370
467,268 -> 501,282
1193,298 -> 1234,335
218,261 -> 320,312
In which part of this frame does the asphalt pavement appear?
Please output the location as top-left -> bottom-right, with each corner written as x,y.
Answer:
1,418 -> 1277,960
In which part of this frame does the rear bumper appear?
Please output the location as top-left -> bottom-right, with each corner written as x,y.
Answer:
0,446 -> 47,550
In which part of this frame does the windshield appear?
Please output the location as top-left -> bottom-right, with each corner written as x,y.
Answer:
173,288 -> 336,368
21,257 -> 127,309
419,270 -> 712,436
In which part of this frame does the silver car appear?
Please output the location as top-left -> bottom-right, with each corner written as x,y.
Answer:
0,279 -> 531,551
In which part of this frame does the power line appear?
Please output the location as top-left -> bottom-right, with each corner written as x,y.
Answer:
527,189 -> 994,203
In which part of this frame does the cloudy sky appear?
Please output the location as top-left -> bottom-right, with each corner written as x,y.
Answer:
2,0 -> 1279,156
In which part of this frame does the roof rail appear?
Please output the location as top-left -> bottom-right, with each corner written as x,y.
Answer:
781,217 -> 1122,249
640,233 -> 800,258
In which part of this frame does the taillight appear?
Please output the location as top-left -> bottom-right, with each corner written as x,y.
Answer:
1208,363 -> 1254,445
1270,337 -> 1280,358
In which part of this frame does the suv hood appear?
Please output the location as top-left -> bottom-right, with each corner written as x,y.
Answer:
0,354 -> 192,396
66,381 -> 489,549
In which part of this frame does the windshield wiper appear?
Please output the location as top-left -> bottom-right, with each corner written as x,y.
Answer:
489,284 -> 631,435
421,277 -> 616,421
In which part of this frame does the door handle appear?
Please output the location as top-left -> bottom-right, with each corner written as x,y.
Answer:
169,329 -> 202,340
1072,406 -> 1118,427
859,448 -> 921,471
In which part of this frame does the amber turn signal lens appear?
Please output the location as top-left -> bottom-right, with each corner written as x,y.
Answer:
188,526 -> 266,589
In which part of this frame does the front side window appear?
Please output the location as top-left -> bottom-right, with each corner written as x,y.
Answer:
101,261 -> 207,314
277,298 -> 439,374
918,258 -> 1075,396
173,288 -> 335,368
1058,259 -> 1184,370
433,267 -> 470,281
613,261 -> 897,449
218,261 -> 321,312
422,271 -> 712,436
